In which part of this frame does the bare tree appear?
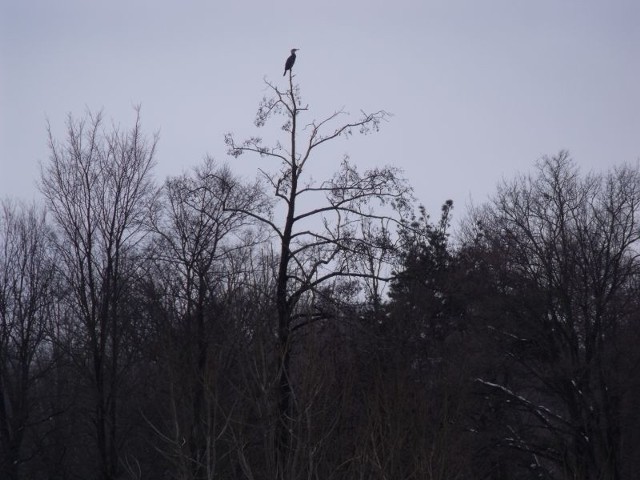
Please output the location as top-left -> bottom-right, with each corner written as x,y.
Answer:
40,108 -> 158,480
143,158 -> 269,480
225,74 -> 412,479
0,200 -> 57,480
468,153 -> 640,479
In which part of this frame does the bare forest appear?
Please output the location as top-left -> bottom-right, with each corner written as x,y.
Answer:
2,77 -> 640,480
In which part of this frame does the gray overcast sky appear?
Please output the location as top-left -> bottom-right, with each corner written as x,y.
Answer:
1,0 -> 639,217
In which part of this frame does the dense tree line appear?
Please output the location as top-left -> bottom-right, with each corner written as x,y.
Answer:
1,79 -> 639,480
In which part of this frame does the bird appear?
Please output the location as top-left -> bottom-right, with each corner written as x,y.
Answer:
283,49 -> 299,76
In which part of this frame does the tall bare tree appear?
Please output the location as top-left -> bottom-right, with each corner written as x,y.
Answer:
40,108 -> 157,480
468,153 -> 640,479
225,74 -> 412,479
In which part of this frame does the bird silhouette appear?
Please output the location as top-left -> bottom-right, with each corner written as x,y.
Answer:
283,49 -> 299,76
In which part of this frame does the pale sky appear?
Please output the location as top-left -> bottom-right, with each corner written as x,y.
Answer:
1,0 -> 639,218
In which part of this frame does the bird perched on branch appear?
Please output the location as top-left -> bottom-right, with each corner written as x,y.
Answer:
283,48 -> 299,76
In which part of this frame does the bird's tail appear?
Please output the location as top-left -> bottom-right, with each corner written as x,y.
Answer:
283,71 -> 286,76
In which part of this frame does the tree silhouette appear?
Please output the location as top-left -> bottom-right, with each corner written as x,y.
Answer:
40,108 -> 157,480
225,73 -> 412,479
